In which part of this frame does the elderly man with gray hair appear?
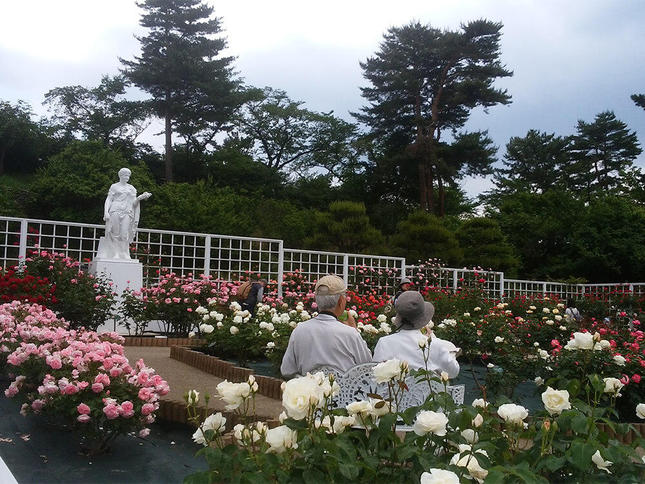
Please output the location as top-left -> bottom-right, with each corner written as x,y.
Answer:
280,275 -> 372,378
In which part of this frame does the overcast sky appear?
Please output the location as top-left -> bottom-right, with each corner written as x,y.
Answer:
2,0 -> 644,197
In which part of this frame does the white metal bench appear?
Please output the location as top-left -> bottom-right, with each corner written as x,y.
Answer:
314,362 -> 465,411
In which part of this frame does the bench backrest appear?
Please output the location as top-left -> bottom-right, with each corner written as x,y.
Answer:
314,363 -> 465,411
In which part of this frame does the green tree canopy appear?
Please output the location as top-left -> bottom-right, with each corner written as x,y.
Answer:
456,217 -> 519,275
28,141 -> 156,222
0,100 -> 44,175
492,130 -> 572,195
391,211 -> 462,265
43,75 -> 150,148
121,0 -> 238,182
568,111 -> 641,198
234,86 -> 359,178
355,19 -> 512,214
304,201 -> 384,253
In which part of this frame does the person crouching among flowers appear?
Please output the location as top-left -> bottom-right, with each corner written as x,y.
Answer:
373,291 -> 460,378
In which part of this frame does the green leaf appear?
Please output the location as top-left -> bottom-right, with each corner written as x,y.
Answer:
571,415 -> 588,434
566,440 -> 596,471
183,470 -> 213,484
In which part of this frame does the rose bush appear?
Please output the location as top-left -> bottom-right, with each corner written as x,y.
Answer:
184,356 -> 645,483
0,301 -> 169,454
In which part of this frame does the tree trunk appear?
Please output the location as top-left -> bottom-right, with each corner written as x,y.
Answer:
165,113 -> 173,183
0,146 -> 5,176
438,176 -> 445,217
418,161 -> 427,210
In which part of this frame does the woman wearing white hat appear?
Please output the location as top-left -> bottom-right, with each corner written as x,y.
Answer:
373,291 -> 460,378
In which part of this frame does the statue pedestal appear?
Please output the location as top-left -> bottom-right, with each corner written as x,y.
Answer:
90,258 -> 143,334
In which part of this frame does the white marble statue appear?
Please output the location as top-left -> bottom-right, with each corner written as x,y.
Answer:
96,168 -> 151,260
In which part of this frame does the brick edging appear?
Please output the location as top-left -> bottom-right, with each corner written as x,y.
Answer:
156,399 -> 279,429
169,346 -> 284,400
122,336 -> 206,347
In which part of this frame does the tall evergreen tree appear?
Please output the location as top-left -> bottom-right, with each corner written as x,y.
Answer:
121,0 -> 237,182
568,111 -> 641,197
355,20 -> 512,215
493,130 -> 572,195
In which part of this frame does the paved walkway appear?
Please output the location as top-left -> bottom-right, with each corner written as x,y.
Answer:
124,346 -> 284,419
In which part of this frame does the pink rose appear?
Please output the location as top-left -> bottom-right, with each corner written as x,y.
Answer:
109,367 -> 122,378
77,414 -> 91,423
103,404 -> 119,420
94,374 -> 110,386
77,403 -> 91,415
31,399 -> 45,412
138,388 -> 153,401
139,428 -> 150,438
92,383 -> 104,393
46,356 -> 62,370
63,384 -> 78,395
141,403 -> 156,416
120,401 -> 134,418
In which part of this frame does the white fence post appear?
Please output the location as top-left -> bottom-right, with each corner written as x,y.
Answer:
542,282 -> 547,295
343,254 -> 349,283
452,270 -> 458,293
277,241 -> 284,299
18,219 -> 28,265
499,272 -> 504,299
203,236 -> 211,277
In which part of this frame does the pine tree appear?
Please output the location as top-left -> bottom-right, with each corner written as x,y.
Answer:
121,0 -> 237,182
355,20 -> 512,214
568,111 -> 641,198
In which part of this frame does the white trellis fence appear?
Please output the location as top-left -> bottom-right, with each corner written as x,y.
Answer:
1,215 -> 644,300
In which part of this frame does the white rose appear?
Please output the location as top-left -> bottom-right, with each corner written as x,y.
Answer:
543,308 -> 550,313
541,387 -> 571,416
265,425 -> 298,454
413,410 -> 449,436
497,403 -> 528,424
233,315 -> 243,324
472,413 -> 483,427
538,349 -> 549,360
603,377 -> 624,395
554,315 -> 562,321
373,359 -> 409,383
545,319 -> 554,326
636,403 -> 645,419
450,445 -> 488,483
494,336 -> 504,343
203,412 -> 226,432
377,314 -> 387,323
461,428 -> 478,444
559,326 -> 567,331
216,380 -> 251,410
418,337 -> 429,349
534,376 -> 544,386
331,415 -> 355,434
564,332 -> 594,350
187,389 -> 199,404
613,355 -> 626,366
215,313 -> 224,322
216,321 -> 223,328
369,398 -> 394,417
230,326 -> 239,335
472,398 -> 488,409
592,450 -> 612,474
441,371 -> 450,382
346,400 -> 373,416
420,469 -> 460,484
463,312 -> 471,317
473,307 -> 481,311
199,324 -> 214,334
272,316 -> 281,324
266,341 -> 275,349
282,375 -> 323,420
